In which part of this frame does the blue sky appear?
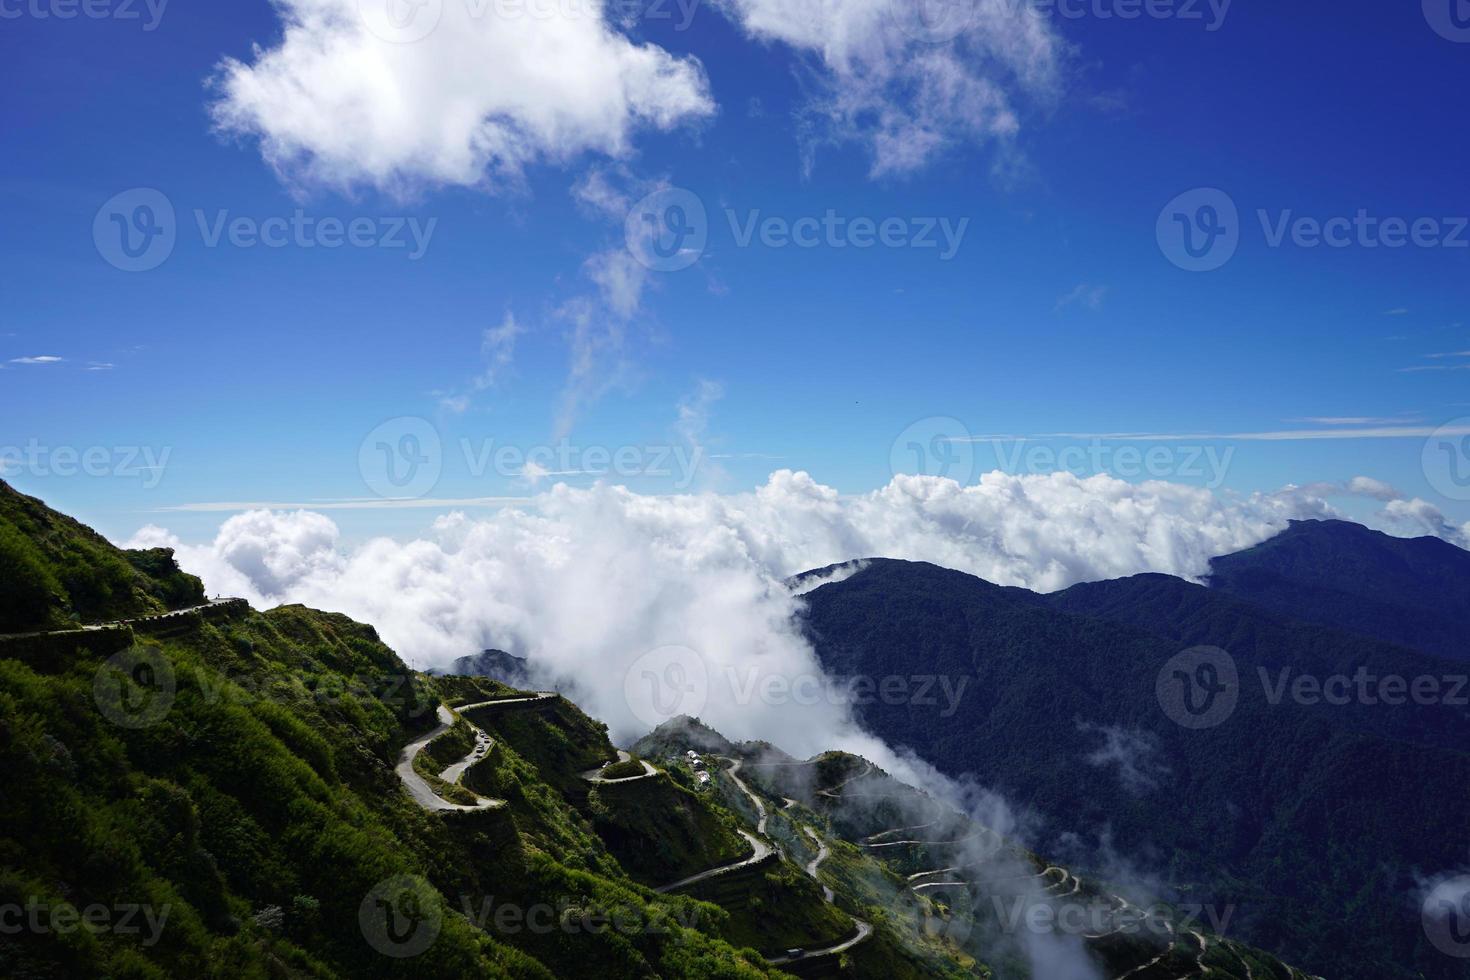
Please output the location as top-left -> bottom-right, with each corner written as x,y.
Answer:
2,0 -> 1469,545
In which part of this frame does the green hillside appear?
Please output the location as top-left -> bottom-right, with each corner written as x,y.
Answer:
0,480 -> 206,632
0,483 -> 1317,979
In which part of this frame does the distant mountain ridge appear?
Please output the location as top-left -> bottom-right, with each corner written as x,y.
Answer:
441,648 -> 532,686
793,521 -> 1470,980
1206,518 -> 1470,662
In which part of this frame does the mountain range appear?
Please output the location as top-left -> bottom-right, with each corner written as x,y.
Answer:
1,479 -> 1462,978
795,521 -> 1470,979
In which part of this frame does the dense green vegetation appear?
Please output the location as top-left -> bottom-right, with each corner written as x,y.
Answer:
0,480 -> 205,632
586,773 -> 750,887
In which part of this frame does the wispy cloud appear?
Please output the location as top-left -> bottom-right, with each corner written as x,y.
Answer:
710,453 -> 786,461
964,425 -> 1470,442
1055,283 -> 1108,312
9,355 -> 64,365
156,497 -> 534,513
1384,308 -> 1409,316
1286,416 -> 1424,426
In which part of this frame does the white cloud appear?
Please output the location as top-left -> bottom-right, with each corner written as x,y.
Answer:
1056,283 -> 1107,311
1381,497 -> 1470,548
1345,476 -> 1402,501
140,469 -> 1349,725
138,470 -> 1469,762
968,425 -> 1470,442
439,312 -> 528,414
9,355 -> 64,365
713,0 -> 1063,175
1288,416 -> 1423,426
210,0 -> 714,194
673,378 -> 724,485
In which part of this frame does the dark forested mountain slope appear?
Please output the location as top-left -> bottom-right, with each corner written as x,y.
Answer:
1206,518 -> 1470,662
797,554 -> 1470,980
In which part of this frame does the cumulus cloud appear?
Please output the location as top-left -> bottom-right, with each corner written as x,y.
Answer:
1380,497 -> 1470,548
1345,475 -> 1402,501
713,0 -> 1063,175
132,468 -> 1470,762
135,469 -> 1359,744
210,0 -> 714,194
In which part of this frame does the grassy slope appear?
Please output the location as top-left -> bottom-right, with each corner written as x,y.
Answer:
0,479 -> 207,632
1,606 -> 794,978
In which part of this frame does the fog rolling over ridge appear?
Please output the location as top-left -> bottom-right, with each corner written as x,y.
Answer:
128,469 -> 1453,978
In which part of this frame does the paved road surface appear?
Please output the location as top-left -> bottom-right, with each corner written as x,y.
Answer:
579,749 -> 658,784
394,706 -> 504,812
0,598 -> 244,641
654,830 -> 774,894
394,693 -> 557,812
